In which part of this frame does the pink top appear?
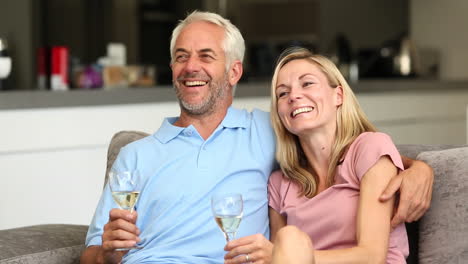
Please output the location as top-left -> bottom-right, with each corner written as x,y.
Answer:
268,132 -> 409,263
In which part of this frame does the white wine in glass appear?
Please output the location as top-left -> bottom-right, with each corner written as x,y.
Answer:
111,191 -> 140,211
108,170 -> 143,250
211,193 -> 243,242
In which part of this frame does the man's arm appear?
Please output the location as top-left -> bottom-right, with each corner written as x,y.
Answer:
380,155 -> 434,227
80,209 -> 140,264
80,246 -> 104,264
80,245 -> 127,264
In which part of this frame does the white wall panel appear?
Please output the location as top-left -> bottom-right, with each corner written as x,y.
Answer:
1,147 -> 105,229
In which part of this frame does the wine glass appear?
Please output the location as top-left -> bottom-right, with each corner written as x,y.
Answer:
211,193 -> 243,243
108,169 -> 143,250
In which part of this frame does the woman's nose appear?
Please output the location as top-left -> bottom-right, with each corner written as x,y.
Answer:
288,89 -> 302,103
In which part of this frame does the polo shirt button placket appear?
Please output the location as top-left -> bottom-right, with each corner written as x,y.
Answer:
198,144 -> 209,169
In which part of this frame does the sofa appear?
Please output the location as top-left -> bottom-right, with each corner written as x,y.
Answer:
1,130 -> 467,264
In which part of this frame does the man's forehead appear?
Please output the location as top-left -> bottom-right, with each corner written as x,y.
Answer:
174,21 -> 225,50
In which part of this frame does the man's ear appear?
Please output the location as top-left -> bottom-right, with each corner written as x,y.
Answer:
335,85 -> 343,106
228,60 -> 243,86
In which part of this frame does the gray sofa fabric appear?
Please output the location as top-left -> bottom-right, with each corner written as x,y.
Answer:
0,131 -> 466,264
417,147 -> 468,264
0,224 -> 87,264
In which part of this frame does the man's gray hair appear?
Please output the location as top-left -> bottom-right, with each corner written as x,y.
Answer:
170,10 -> 245,72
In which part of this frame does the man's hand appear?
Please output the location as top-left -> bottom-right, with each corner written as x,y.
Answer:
80,209 -> 140,264
101,209 -> 140,262
380,159 -> 434,228
224,234 -> 273,264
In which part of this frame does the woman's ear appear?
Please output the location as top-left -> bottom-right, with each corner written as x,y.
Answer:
335,85 -> 344,106
228,60 -> 243,86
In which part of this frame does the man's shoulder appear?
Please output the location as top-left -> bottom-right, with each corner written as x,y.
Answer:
230,107 -> 270,124
119,133 -> 159,155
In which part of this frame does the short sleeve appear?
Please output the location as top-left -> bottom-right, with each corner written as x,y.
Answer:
268,170 -> 285,213
351,132 -> 404,181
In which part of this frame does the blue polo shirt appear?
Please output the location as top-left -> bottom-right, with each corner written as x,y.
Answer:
85,107 -> 276,263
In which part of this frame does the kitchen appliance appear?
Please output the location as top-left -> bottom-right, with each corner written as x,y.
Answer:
358,34 -> 419,78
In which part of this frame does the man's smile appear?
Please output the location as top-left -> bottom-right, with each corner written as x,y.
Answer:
184,80 -> 208,87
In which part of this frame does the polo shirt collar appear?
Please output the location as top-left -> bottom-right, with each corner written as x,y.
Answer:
153,106 -> 248,144
220,106 -> 249,129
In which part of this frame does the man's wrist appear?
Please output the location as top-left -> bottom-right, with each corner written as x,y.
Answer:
100,248 -> 125,264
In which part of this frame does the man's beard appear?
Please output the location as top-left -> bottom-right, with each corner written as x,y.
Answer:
174,75 -> 229,116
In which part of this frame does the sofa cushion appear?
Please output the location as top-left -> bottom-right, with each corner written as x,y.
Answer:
0,224 -> 88,264
416,147 -> 468,263
396,144 -> 464,160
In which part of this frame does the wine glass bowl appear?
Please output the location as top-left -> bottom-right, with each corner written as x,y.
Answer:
211,193 -> 243,242
108,170 -> 141,212
108,169 -> 143,250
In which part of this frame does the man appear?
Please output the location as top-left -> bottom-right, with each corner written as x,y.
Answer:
81,11 -> 433,264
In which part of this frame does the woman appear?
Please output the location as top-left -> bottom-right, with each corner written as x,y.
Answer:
226,47 -> 409,264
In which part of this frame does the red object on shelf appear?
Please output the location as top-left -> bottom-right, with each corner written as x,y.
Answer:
37,47 -> 48,89
51,46 -> 69,90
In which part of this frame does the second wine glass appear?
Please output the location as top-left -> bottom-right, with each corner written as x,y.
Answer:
211,193 -> 243,243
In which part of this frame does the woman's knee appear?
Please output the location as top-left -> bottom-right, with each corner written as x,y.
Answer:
272,226 -> 315,264
275,225 -> 313,249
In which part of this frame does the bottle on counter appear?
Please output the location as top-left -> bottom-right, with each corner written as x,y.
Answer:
36,45 -> 70,91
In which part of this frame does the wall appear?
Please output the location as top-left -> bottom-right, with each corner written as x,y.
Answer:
0,0 -> 37,90
0,102 -> 179,229
1,90 -> 467,229
411,0 -> 468,80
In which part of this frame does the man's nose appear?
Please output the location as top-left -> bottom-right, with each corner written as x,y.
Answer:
184,56 -> 201,73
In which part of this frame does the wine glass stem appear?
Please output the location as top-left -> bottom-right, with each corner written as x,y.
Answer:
225,232 -> 236,242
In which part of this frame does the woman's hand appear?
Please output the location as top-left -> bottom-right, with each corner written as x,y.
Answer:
224,234 -> 273,264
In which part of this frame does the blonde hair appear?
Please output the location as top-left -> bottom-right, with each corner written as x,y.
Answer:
270,47 -> 377,198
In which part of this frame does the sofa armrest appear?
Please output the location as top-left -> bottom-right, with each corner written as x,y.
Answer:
0,224 -> 88,264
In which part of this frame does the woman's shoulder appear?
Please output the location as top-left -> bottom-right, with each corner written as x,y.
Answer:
354,131 -> 393,144
349,132 -> 395,153
270,169 -> 286,182
270,169 -> 295,188
344,132 -> 403,179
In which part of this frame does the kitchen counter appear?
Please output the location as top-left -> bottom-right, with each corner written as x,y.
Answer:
1,79 -> 468,110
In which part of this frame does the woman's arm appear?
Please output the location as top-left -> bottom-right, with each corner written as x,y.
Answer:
314,156 -> 397,264
269,207 -> 287,242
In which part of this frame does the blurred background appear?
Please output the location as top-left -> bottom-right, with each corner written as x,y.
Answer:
0,0 -> 466,90
1,0 -> 467,232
